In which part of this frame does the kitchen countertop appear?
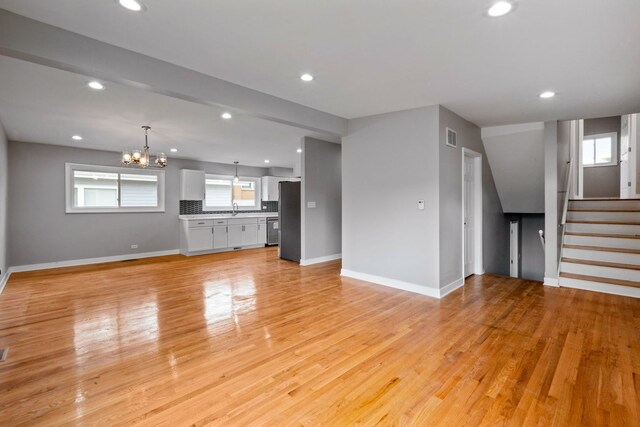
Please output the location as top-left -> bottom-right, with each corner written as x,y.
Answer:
179,212 -> 278,220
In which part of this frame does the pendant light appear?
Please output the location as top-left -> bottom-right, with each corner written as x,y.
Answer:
233,161 -> 240,183
121,126 -> 167,168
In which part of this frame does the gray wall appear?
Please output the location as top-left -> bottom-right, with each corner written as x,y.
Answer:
0,123 -> 8,281
520,214 -> 545,282
342,106 -> 440,290
544,121 -> 558,282
583,116 -> 621,198
301,137 -> 342,260
438,106 -> 509,286
7,141 -> 282,267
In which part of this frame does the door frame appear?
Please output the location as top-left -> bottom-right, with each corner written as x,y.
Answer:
509,220 -> 519,278
462,148 -> 484,278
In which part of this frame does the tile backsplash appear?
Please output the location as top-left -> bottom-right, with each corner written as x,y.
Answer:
180,200 -> 278,215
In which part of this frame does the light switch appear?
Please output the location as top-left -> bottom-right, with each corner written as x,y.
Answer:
418,200 -> 425,210
307,201 -> 317,209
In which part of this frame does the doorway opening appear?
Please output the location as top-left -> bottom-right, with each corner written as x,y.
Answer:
510,220 -> 519,278
462,148 -> 483,279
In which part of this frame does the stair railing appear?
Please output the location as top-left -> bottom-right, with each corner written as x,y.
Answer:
557,159 -> 574,276
538,230 -> 545,252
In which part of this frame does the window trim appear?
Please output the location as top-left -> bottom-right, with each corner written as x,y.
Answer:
204,174 -> 262,211
65,163 -> 165,213
582,132 -> 618,168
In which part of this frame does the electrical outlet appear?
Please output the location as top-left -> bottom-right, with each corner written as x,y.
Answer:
130,244 -> 139,249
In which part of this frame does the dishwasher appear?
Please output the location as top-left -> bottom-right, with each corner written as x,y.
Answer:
266,217 -> 279,246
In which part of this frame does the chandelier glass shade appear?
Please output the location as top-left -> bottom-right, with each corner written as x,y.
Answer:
121,126 -> 167,168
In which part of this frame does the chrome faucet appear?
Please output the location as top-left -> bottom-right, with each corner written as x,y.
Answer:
232,202 -> 239,216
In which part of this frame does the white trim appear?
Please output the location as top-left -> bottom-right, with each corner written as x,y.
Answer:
341,269 -> 440,298
559,277 -> 640,299
0,269 -> 13,294
577,119 -> 584,198
8,249 -> 179,273
440,277 -> 465,298
300,253 -> 342,266
65,163 -> 166,213
543,277 -> 559,287
510,220 -> 519,278
581,131 -> 618,168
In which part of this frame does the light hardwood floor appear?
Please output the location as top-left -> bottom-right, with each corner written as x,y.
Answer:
0,247 -> 639,425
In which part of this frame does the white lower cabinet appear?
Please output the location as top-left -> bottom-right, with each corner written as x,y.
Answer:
257,223 -> 267,244
187,227 -> 213,252
181,216 -> 274,255
227,225 -> 243,247
213,226 -> 228,249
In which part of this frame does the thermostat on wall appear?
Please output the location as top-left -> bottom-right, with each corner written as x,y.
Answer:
418,200 -> 425,210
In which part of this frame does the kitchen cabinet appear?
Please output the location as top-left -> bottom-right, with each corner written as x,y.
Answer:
186,227 -> 213,252
257,223 -> 267,244
242,224 -> 258,246
180,169 -> 206,200
213,226 -> 228,249
261,176 -> 301,201
227,225 -> 243,247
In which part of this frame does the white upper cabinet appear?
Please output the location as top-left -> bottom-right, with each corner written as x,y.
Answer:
180,169 -> 206,200
261,176 -> 301,201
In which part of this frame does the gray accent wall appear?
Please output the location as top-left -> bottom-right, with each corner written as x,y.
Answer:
343,106 -> 440,290
301,137 -> 342,260
583,116 -> 621,198
0,123 -> 8,282
7,141 -> 282,267
521,214 -> 545,282
439,106 -> 510,286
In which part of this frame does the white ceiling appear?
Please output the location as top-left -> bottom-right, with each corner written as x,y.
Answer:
1,0 -> 639,126
0,55 -> 324,168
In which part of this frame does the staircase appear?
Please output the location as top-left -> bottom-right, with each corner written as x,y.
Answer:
559,198 -> 640,298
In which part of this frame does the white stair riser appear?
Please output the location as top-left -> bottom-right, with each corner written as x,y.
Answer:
569,201 -> 640,210
561,262 -> 640,282
568,211 -> 640,222
559,277 -> 640,298
566,223 -> 640,235
562,248 -> 640,265
564,235 -> 640,249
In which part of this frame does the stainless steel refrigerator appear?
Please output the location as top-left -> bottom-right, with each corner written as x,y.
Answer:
278,181 -> 301,262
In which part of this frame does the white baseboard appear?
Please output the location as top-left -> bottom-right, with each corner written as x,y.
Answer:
0,269 -> 13,294
8,249 -> 180,274
300,253 -> 342,266
440,277 -> 465,298
341,269 -> 440,299
543,277 -> 559,287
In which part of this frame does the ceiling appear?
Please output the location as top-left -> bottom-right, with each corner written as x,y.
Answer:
0,55 -> 324,168
1,0 -> 639,126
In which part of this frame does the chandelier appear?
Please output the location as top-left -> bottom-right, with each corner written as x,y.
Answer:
121,125 -> 167,168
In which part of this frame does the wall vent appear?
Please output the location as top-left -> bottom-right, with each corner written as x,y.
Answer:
446,127 -> 457,148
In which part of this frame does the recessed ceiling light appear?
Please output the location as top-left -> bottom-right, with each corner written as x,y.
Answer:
300,73 -> 314,82
221,112 -> 232,120
118,0 -> 144,12
88,81 -> 105,90
488,1 -> 513,17
539,91 -> 556,99
264,160 -> 270,164
170,148 -> 178,153
297,148 -> 302,153
72,135 -> 83,141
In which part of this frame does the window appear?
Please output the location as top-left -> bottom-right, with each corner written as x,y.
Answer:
65,163 -> 165,213
205,174 -> 261,210
582,132 -> 617,167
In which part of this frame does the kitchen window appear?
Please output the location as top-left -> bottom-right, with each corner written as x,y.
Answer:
582,132 -> 617,167
65,163 -> 165,213
205,174 -> 261,210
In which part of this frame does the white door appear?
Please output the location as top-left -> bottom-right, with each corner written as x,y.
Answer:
227,225 -> 243,247
621,115 -> 631,198
242,224 -> 258,246
213,226 -> 228,249
464,155 -> 475,277
187,227 -> 213,252
510,221 -> 519,277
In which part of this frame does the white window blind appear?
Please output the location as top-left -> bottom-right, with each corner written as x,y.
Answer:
121,174 -> 158,207
205,178 -> 232,208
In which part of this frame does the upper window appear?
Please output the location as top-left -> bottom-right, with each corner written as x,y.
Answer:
205,174 -> 261,210
65,163 -> 165,213
582,132 -> 617,167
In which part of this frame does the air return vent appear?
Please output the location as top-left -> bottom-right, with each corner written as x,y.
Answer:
446,127 -> 457,148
